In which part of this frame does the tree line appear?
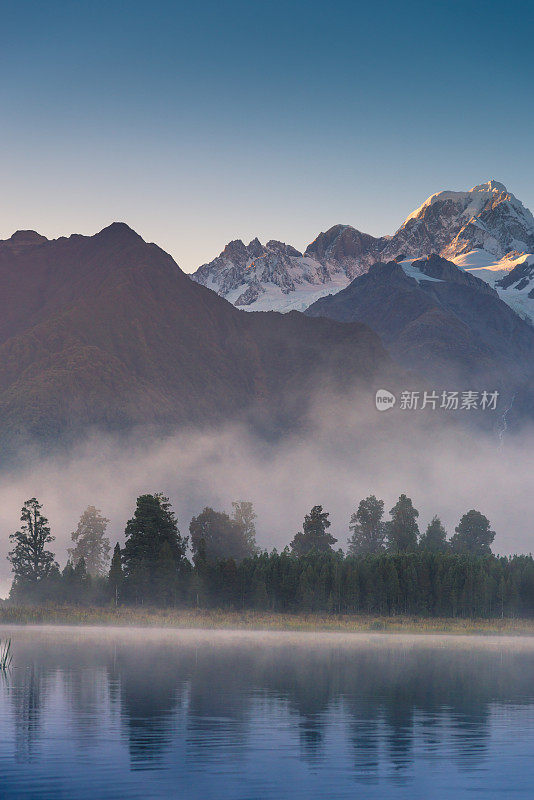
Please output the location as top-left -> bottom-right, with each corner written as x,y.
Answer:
5,492 -> 534,618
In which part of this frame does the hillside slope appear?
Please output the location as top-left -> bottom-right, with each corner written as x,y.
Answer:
306,255 -> 534,389
0,224 -> 393,445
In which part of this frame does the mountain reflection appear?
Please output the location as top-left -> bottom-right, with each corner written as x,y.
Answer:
4,631 -> 534,784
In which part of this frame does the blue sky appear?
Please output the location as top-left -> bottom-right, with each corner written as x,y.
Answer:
1,0 -> 533,271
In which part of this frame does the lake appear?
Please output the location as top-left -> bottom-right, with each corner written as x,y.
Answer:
1,626 -> 534,799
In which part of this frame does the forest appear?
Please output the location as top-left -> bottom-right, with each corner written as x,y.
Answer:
4,493 -> 534,618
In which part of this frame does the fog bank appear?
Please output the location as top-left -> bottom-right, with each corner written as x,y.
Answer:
0,397 -> 532,597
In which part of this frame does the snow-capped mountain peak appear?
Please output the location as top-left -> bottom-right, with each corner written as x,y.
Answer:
192,180 -> 534,322
192,225 -> 380,311
400,181 -> 506,229
471,179 -> 507,194
386,180 -> 534,261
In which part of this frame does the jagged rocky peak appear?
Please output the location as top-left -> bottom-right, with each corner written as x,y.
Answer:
304,224 -> 381,277
192,179 -> 534,318
218,239 -> 254,267
382,179 -> 534,263
306,224 -> 354,259
247,237 -> 263,255
265,240 -> 302,257
192,224 -> 383,311
471,179 -> 508,194
193,235 -> 310,306
401,180 -> 509,227
209,237 -> 299,268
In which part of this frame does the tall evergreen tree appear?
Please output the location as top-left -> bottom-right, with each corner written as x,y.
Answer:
290,506 -> 337,557
74,558 -> 91,604
347,495 -> 386,556
62,560 -> 76,595
450,510 -> 495,556
69,506 -> 111,576
190,507 -> 254,563
123,494 -> 188,603
8,498 -> 57,595
386,495 -> 419,553
190,535 -> 209,607
231,501 -> 258,554
419,516 -> 449,553
108,542 -> 124,605
60,558 -> 90,603
155,540 -> 180,606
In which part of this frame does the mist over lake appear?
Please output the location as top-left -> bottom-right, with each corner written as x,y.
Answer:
2,627 -> 534,799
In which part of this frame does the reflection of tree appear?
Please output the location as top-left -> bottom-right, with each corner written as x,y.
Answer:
298,716 -> 324,763
184,648 -> 253,768
255,644 -> 534,777
383,693 -> 414,780
269,656 -> 334,764
117,645 -> 252,771
118,646 -> 185,769
63,667 -> 111,747
178,642 -> 534,776
449,709 -> 491,770
6,632 -> 534,788
341,648 -> 493,778
348,713 -> 381,784
11,664 -> 44,763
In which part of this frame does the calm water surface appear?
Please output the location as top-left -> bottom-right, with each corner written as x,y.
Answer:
1,626 -> 534,799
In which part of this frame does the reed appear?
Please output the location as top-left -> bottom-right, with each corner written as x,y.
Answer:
0,639 -> 12,670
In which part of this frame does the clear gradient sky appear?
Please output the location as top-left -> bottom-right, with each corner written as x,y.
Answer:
1,0 -> 533,272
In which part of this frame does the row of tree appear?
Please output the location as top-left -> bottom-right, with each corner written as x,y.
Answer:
346,494 -> 495,556
6,496 -> 260,605
6,493 -> 517,617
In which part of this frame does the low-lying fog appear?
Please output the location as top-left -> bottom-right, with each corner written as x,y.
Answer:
0,394 -> 533,597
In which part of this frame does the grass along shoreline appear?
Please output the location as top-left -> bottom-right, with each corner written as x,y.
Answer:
1,605 -> 534,636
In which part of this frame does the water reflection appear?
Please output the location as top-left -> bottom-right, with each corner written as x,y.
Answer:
119,648 -> 184,768
11,664 -> 43,763
2,629 -> 534,798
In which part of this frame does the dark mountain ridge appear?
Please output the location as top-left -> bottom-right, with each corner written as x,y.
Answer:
0,223 -> 395,447
306,254 -> 534,392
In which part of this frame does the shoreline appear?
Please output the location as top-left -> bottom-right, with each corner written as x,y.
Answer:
1,606 -> 534,636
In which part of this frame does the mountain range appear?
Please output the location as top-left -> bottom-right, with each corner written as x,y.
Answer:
2,178 -> 534,449
0,223 -> 393,448
192,180 -> 534,323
